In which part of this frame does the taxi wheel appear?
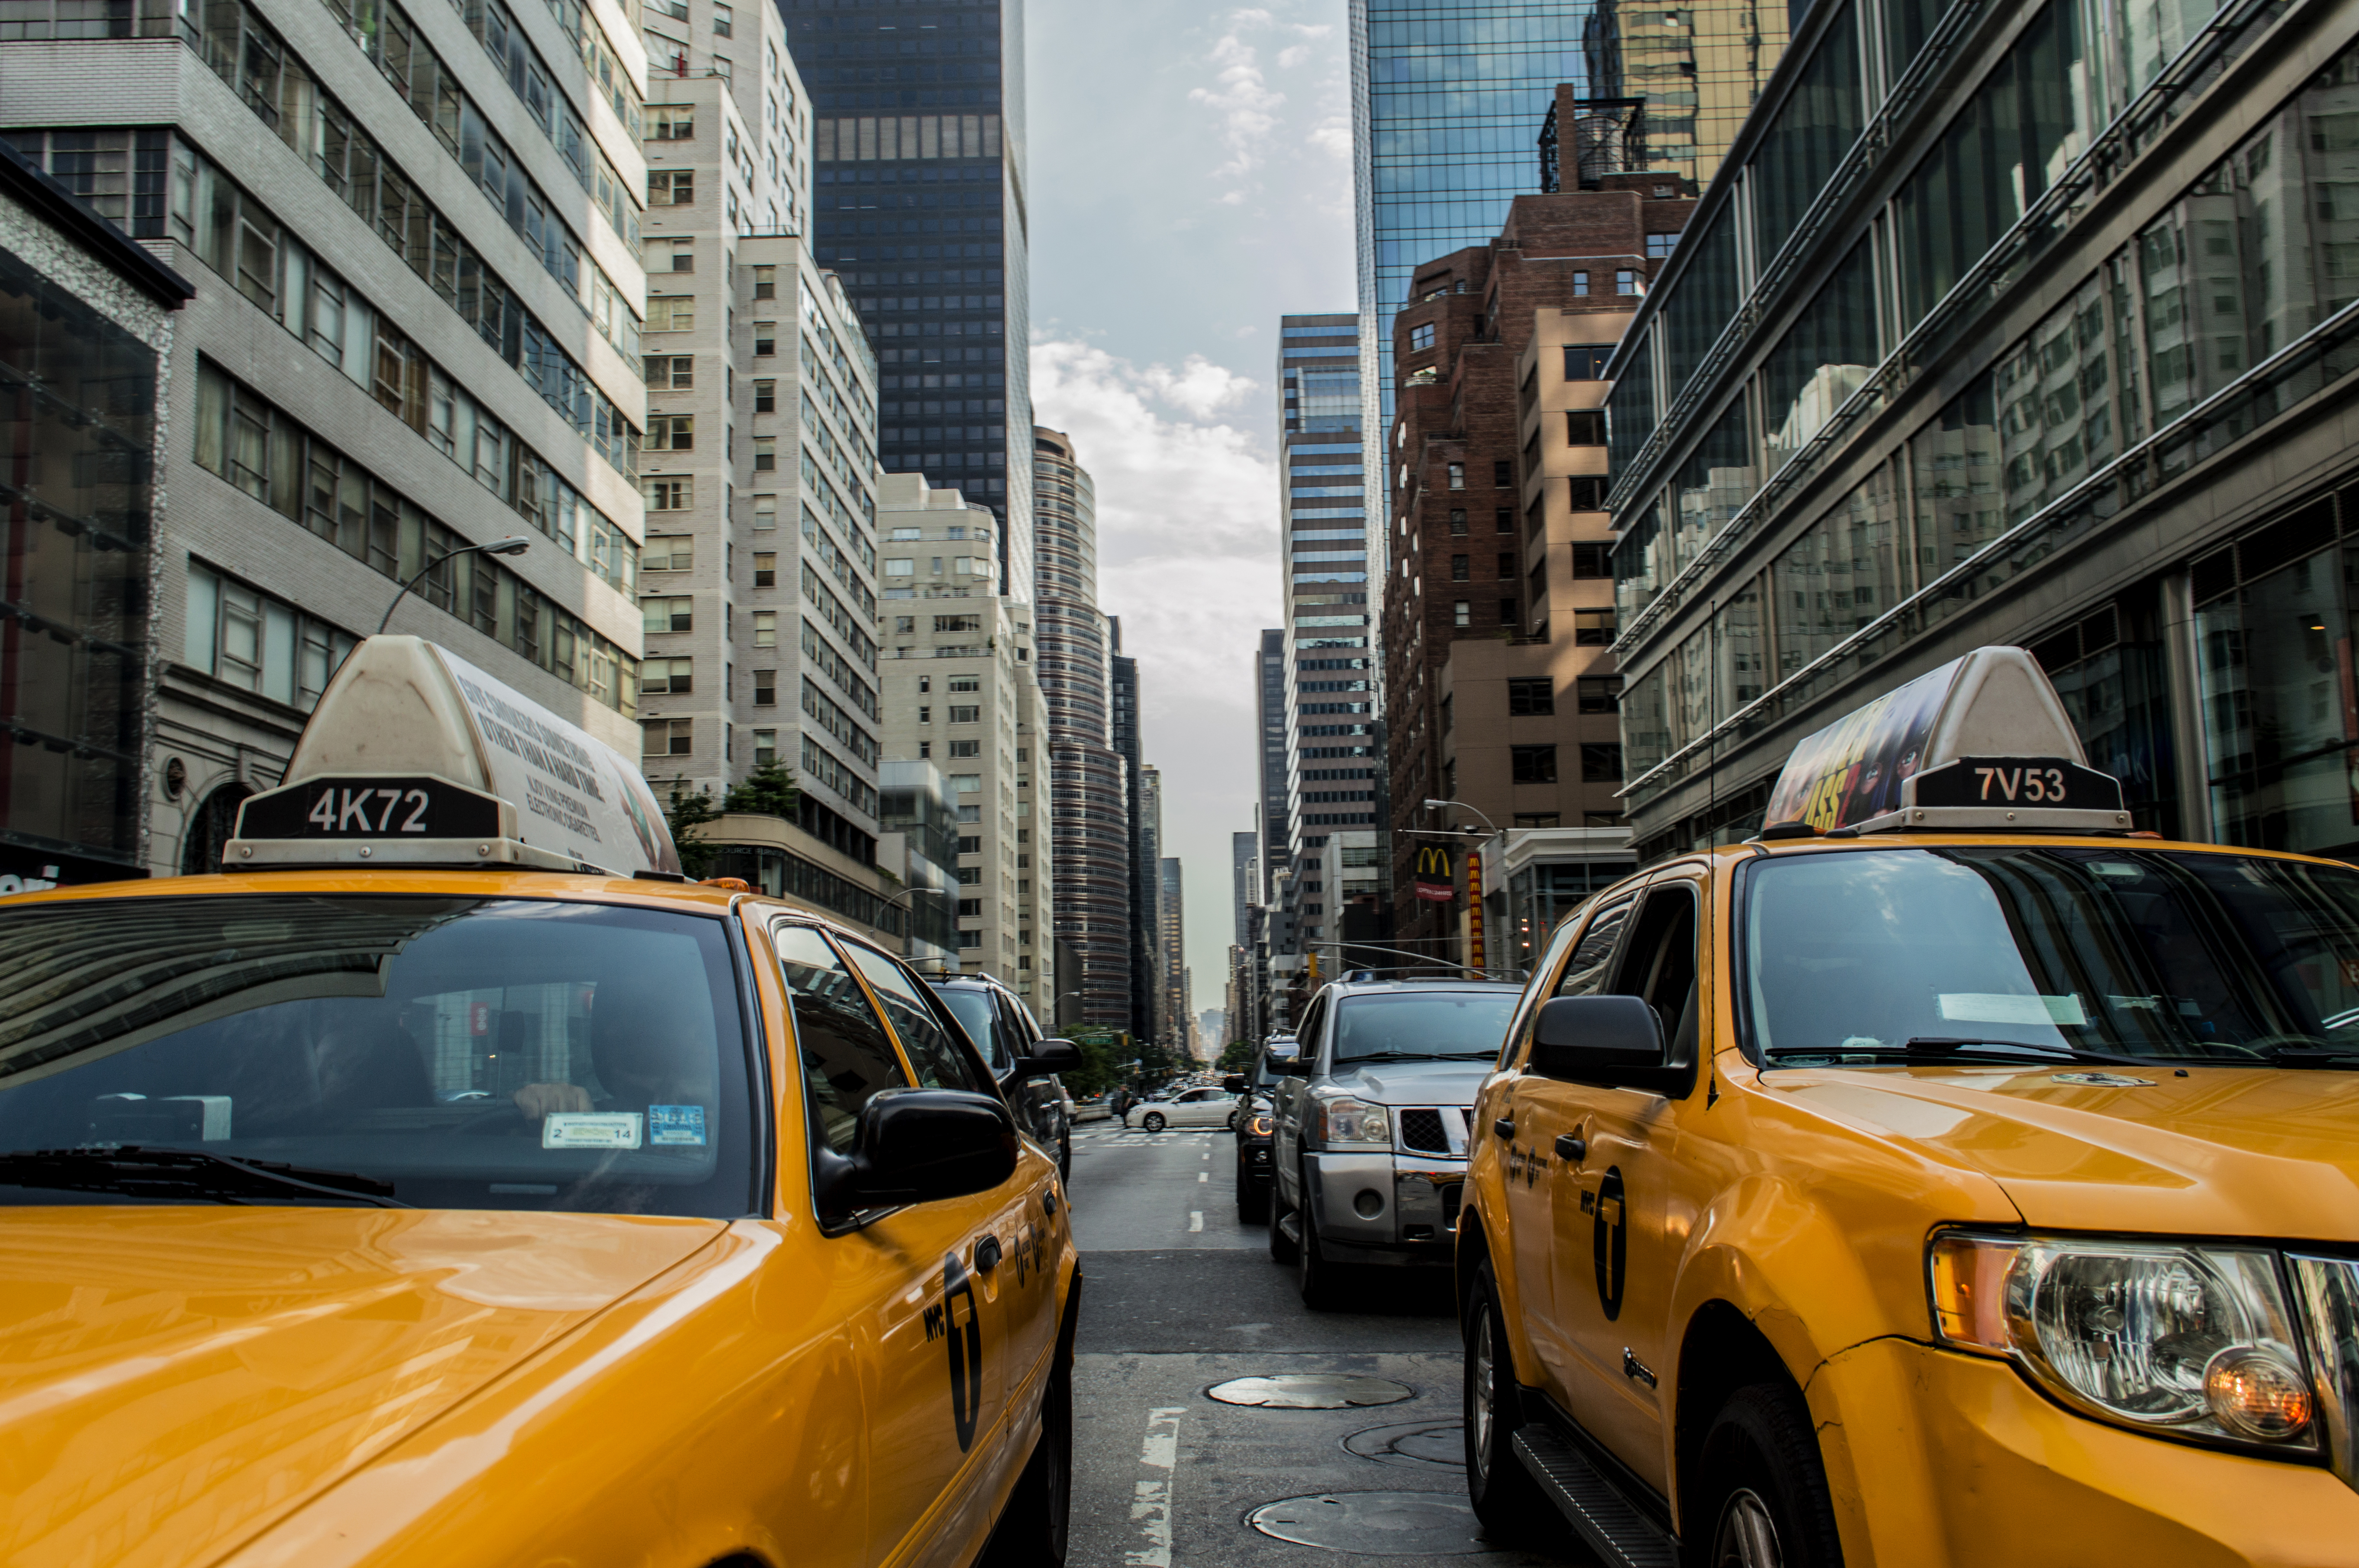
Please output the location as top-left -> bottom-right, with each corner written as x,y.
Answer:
982,1362 -> 1072,1568
1691,1383 -> 1843,1568
1141,1111 -> 1167,1133
1058,1137 -> 1071,1185
1463,1261 -> 1555,1539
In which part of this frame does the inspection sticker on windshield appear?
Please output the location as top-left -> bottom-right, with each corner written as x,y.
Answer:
543,1112 -> 643,1149
648,1104 -> 707,1146
1939,993 -> 2088,1026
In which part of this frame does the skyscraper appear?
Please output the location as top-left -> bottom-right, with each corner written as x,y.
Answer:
1276,313 -> 1376,979
778,0 -> 1032,599
1031,427 -> 1131,1030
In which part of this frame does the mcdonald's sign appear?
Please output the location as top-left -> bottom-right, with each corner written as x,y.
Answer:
1414,844 -> 1454,903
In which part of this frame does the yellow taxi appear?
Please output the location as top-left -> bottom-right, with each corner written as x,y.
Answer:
0,636 -> 1082,1568
1459,646 -> 2359,1568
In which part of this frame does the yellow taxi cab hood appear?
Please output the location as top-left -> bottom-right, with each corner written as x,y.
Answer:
0,1204 -> 727,1568
1771,1063 -> 2359,1239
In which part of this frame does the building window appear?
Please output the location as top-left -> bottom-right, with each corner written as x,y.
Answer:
1568,477 -> 1607,510
1577,677 -> 1622,713
649,413 -> 694,450
752,611 -> 777,647
1493,460 -> 1512,487
752,264 -> 776,299
753,728 -> 777,765
1581,742 -> 1624,781
1515,812 -> 1561,828
644,477 -> 693,510
1409,322 -> 1436,351
1647,231 -> 1681,259
183,561 -> 356,713
641,595 -> 693,633
712,1 -> 731,34
1573,270 -> 1589,296
1570,543 -> 1612,577
643,718 -> 693,756
918,740 -> 932,757
1564,346 -> 1611,380
643,657 -> 693,694
754,320 -> 776,355
1450,554 -> 1470,582
649,169 -> 694,205
1508,678 -> 1554,716
1448,509 -> 1468,535
1447,461 -> 1465,489
1495,508 -> 1515,533
1566,411 -> 1606,444
663,237 -> 694,273
948,739 -> 981,758
947,704 -> 980,723
956,930 -> 982,949
753,378 -> 775,412
650,106 -> 694,140
753,435 -> 776,470
646,534 -> 693,571
885,559 -> 915,578
1497,552 -> 1517,578
1616,270 -> 1641,295
1511,743 -> 1558,783
753,668 -> 776,705
1453,600 -> 1471,627
648,354 -> 693,389
752,493 -> 777,529
947,675 -> 981,692
1574,608 -> 1616,645
752,551 -> 776,586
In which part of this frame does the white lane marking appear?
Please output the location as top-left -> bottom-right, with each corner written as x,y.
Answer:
1200,1152 -> 1209,1161
1127,1406 -> 1185,1568
1188,1211 -> 1203,1232
1197,1171 -> 1208,1183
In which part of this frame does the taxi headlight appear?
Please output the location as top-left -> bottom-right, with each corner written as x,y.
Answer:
1930,1232 -> 2318,1451
1312,1095 -> 1390,1149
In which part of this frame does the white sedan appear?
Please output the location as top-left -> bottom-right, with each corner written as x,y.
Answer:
1126,1087 -> 1240,1132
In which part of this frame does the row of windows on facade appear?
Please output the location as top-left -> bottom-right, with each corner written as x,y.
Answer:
1618,26 -> 2359,779
192,363 -> 640,715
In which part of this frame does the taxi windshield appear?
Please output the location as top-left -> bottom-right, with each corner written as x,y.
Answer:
0,895 -> 757,1214
1333,992 -> 1519,1063
1743,847 -> 2359,1066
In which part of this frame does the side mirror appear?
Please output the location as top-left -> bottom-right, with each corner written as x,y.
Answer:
1008,1037 -> 1084,1081
1528,995 -> 1691,1095
815,1088 -> 1016,1217
1263,1047 -> 1302,1077
1222,1073 -> 1248,1094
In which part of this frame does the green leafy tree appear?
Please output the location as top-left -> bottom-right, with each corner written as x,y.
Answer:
724,762 -> 799,820
664,778 -> 722,879
1217,1038 -> 1255,1071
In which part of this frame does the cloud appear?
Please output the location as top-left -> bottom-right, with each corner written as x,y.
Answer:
1187,10 -> 1290,193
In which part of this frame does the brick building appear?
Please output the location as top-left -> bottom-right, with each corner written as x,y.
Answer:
1381,174 -> 1692,971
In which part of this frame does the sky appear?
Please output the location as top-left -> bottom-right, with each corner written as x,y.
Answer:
1026,1 -> 1355,1033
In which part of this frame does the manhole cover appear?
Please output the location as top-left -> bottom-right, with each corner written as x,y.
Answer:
1247,1491 -> 1490,1555
1344,1418 -> 1466,1471
1207,1374 -> 1415,1409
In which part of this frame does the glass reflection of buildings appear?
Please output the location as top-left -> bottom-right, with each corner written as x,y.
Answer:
1605,0 -> 2359,865
1273,314 -> 1374,1000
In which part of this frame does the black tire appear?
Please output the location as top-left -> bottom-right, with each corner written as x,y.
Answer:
1236,1162 -> 1269,1222
1268,1176 -> 1299,1263
1058,1136 -> 1071,1186
981,1360 -> 1072,1568
1463,1260 -> 1558,1542
1141,1111 -> 1166,1133
1686,1383 -> 1844,1568
1298,1189 -> 1345,1310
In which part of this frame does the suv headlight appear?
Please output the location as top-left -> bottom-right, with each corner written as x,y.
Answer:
1930,1232 -> 2318,1452
1311,1095 -> 1390,1149
1247,1111 -> 1273,1137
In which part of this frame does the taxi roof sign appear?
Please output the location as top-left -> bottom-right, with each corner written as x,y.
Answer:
1762,646 -> 2130,836
224,636 -> 681,877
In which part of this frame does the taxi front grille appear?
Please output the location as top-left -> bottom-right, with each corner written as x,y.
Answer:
1398,1108 -> 1450,1155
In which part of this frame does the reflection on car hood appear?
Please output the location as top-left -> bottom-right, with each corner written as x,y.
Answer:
0,1205 -> 727,1568
1326,1059 -> 1491,1106
1772,1064 -> 2359,1238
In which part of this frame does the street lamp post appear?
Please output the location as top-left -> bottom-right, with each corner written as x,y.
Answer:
1422,797 -> 1503,977
377,536 -> 533,636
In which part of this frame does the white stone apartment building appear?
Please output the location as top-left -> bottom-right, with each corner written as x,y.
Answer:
632,8 -> 889,865
873,472 -> 1053,1015
0,0 -> 655,878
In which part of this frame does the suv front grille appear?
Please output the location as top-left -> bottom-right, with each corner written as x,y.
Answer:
1398,1108 -> 1453,1156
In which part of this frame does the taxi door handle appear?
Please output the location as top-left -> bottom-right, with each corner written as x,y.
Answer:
975,1235 -> 1002,1272
1555,1134 -> 1587,1162
1493,1117 -> 1515,1139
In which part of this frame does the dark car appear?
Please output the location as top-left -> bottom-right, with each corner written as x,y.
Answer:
931,973 -> 1073,1182
1224,1035 -> 1292,1221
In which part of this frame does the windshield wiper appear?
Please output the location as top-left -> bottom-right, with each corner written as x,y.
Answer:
2259,1045 -> 2359,1069
1764,1037 -> 2167,1071
1339,1050 -> 1497,1064
0,1146 -> 408,1207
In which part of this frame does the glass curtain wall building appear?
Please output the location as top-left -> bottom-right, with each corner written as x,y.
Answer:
1277,314 -> 1376,973
1604,0 -> 2359,865
781,0 -> 1032,599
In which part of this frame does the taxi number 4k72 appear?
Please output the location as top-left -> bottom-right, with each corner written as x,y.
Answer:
241,778 -> 503,840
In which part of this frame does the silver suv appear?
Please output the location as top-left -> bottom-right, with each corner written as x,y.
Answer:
1265,979 -> 1522,1309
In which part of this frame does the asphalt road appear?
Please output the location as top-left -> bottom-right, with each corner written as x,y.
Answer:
1062,1122 -> 1594,1567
